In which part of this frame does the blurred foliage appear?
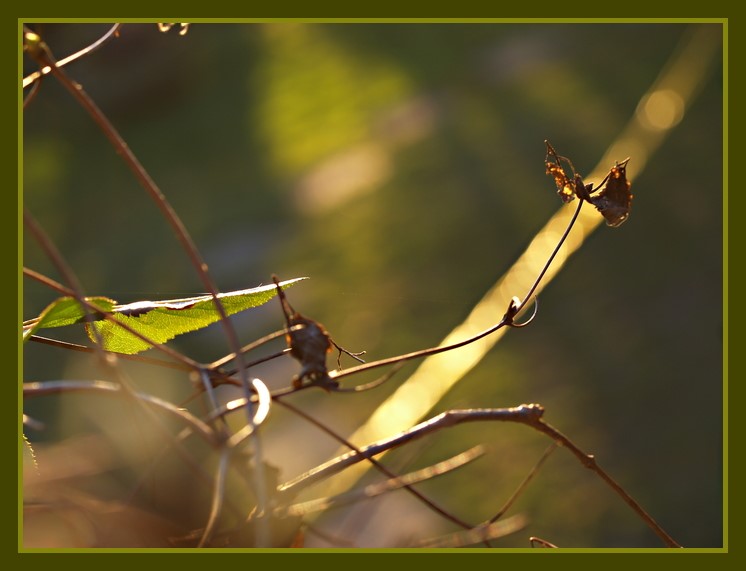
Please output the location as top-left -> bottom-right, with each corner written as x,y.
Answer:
22,22 -> 722,548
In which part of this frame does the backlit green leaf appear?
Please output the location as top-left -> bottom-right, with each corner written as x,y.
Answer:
23,278 -> 306,354
86,277 -> 307,354
22,296 -> 116,342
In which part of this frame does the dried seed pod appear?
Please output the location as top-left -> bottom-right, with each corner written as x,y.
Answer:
272,276 -> 365,390
272,275 -> 335,389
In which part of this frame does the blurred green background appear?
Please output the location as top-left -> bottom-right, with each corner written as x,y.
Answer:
22,22 -> 723,548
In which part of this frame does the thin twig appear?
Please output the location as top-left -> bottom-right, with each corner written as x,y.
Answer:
24,377 -> 247,524
22,24 -> 122,88
27,334 -> 195,372
23,32 -> 251,388
198,448 -> 232,547
416,514 -> 528,548
23,212 -> 107,352
328,200 -> 583,383
27,333 -> 292,395
23,213 -> 242,524
277,446 -> 484,518
23,380 -> 218,446
480,441 -> 557,548
23,212 -> 221,498
198,369 -> 230,435
25,31 -> 270,544
208,328 -> 299,370
514,199 -> 583,314
522,409 -> 682,548
529,536 -> 558,548
274,399 -> 479,534
330,361 -> 405,393
23,266 -> 202,370
275,406 -> 542,496
23,72 -> 44,108
488,442 -> 558,525
277,404 -> 680,548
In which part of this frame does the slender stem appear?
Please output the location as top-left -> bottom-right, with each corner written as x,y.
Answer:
22,214 -> 192,470
278,446 -> 484,518
198,448 -> 231,547
330,200 -> 585,383
277,404 -> 680,548
27,330 -> 293,388
530,536 -> 558,548
25,37 -> 242,359
27,335 -> 194,372
23,266 -> 202,370
488,442 -> 557,525
515,199 -> 584,314
23,212 -> 104,347
23,380 -> 218,446
416,514 -> 527,548
23,24 -> 122,88
275,399 -> 479,534
25,35 -> 250,384
208,329 -> 290,369
276,405 -> 540,495
23,73 -> 44,108
24,378 -> 248,524
26,38 -> 271,542
525,413 -> 682,548
329,318 -> 509,381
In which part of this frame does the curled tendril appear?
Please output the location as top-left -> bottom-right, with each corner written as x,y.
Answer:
504,296 -> 539,329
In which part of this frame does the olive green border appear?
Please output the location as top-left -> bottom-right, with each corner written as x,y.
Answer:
12,9 -> 732,566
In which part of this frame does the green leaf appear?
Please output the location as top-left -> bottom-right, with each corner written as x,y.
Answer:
22,296 -> 117,342
86,277 -> 307,354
